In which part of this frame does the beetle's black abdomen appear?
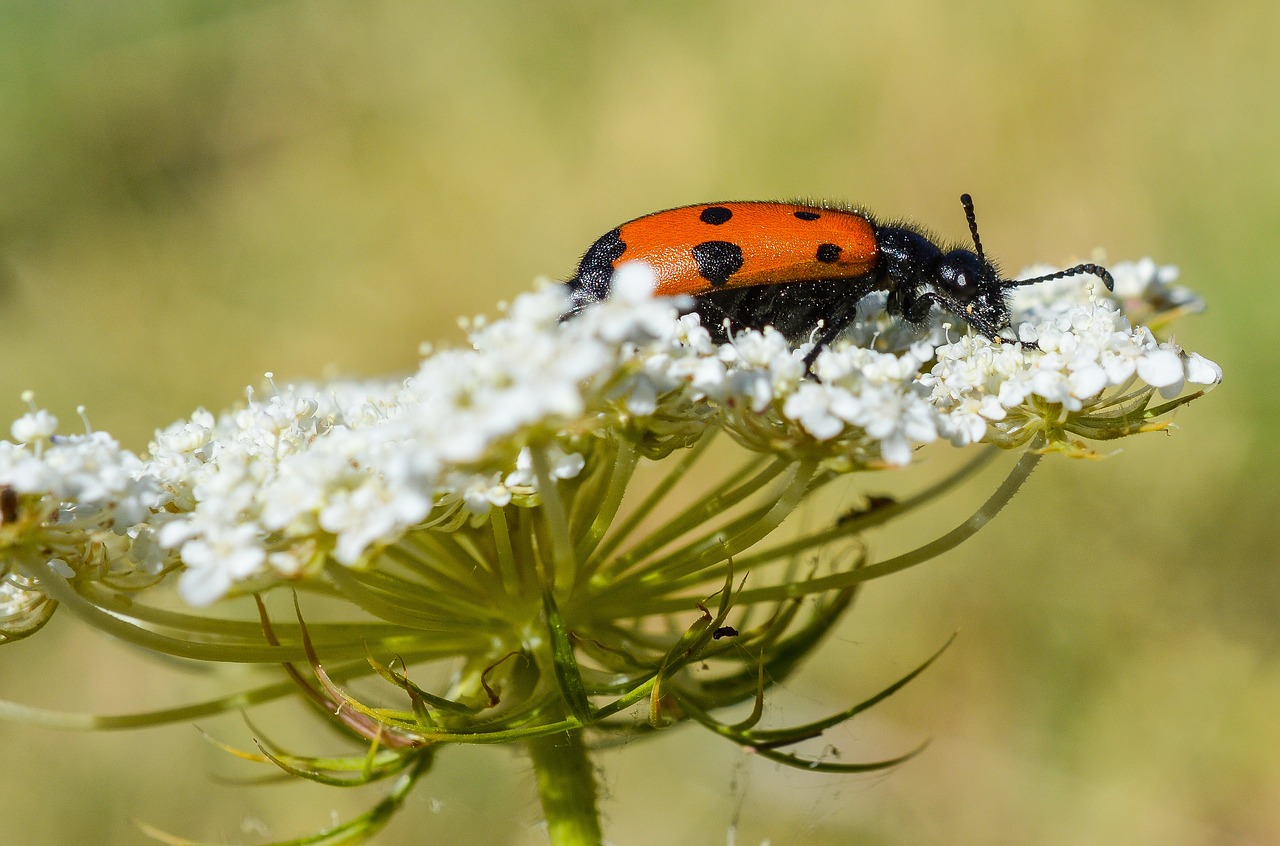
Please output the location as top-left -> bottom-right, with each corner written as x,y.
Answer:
691,278 -> 878,344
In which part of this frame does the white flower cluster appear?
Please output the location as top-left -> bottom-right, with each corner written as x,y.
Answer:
0,259 -> 1220,608
924,302 -> 1220,445
0,403 -> 164,631
778,342 -> 942,465
698,259 -> 1220,462
147,264 -> 696,604
0,420 -> 154,533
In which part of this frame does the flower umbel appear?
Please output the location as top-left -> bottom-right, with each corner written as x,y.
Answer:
0,259 -> 1218,844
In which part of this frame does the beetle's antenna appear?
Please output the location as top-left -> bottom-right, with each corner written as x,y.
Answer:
1006,263 -> 1115,292
960,193 -> 986,264
963,193 -> 1115,294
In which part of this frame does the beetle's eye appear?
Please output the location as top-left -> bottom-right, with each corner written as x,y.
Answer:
947,270 -> 979,301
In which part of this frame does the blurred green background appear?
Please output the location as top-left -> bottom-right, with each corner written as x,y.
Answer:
0,2 -> 1275,844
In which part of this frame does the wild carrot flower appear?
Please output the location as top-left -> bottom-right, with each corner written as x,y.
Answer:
0,258 -> 1217,844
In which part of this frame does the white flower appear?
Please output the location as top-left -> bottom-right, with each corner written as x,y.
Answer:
783,383 -> 847,441
504,446 -> 585,490
837,383 -> 939,466
1186,353 -> 1223,385
722,328 -> 805,411
1109,258 -> 1204,313
11,410 -> 58,444
320,477 -> 431,565
1136,348 -> 1185,390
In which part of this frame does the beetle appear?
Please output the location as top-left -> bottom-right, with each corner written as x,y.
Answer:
564,194 -> 1113,351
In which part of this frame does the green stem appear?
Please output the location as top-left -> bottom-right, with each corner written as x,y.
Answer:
526,725 -> 604,846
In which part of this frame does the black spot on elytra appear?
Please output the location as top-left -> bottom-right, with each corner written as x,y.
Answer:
567,228 -> 626,308
691,240 -> 744,287
700,206 -> 733,225
816,243 -> 842,264
794,210 -> 820,221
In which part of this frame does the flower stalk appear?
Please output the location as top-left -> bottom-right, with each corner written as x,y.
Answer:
527,726 -> 605,846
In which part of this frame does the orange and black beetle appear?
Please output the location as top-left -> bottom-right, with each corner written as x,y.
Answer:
565,195 -> 1112,349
